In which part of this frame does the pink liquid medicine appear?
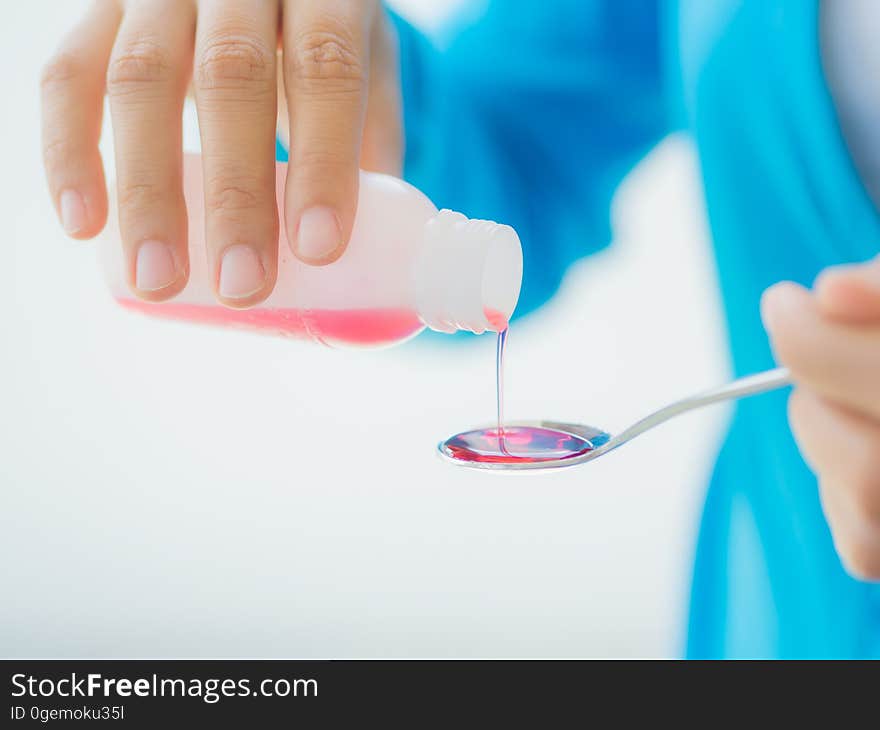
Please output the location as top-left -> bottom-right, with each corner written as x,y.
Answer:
116,299 -> 423,348
100,153 -> 523,348
441,424 -> 594,464
440,322 -> 595,465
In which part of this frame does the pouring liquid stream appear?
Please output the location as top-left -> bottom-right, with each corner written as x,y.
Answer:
439,315 -> 595,465
495,326 -> 510,454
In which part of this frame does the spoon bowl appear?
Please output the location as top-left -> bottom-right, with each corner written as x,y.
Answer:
438,420 -> 611,471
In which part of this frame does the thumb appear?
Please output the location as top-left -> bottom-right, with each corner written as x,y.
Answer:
814,254 -> 880,324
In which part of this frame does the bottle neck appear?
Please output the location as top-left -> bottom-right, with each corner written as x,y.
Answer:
413,210 -> 523,334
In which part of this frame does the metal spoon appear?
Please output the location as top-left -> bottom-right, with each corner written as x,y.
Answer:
438,367 -> 792,471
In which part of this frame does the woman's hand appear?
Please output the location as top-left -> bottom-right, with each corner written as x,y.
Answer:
41,0 -> 402,306
762,256 -> 880,580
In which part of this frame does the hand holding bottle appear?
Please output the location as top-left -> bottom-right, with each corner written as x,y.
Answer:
41,0 -> 402,307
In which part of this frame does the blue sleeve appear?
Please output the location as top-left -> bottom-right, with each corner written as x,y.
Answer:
390,1 -> 668,317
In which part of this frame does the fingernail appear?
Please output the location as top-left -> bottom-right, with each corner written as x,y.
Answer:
60,189 -> 86,235
760,286 -> 782,330
296,207 -> 341,262
760,283 -> 797,330
135,240 -> 178,292
219,245 -> 266,300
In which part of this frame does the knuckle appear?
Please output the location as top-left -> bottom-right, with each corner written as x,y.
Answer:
291,149 -> 355,187
42,135 -> 74,172
118,180 -> 164,213
40,52 -> 82,92
288,28 -> 364,90
196,34 -> 274,90
205,176 -> 263,215
295,147 -> 352,171
107,39 -> 172,95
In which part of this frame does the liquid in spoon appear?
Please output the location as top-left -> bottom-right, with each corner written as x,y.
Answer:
440,316 -> 594,465
441,424 -> 594,464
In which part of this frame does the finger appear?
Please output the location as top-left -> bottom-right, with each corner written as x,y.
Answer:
107,0 -> 196,300
820,477 -> 880,581
276,53 -> 290,149
360,11 -> 402,175
789,389 -> 880,579
761,282 -> 880,418
41,0 -> 122,239
788,388 -> 880,499
194,0 -> 279,307
282,0 -> 372,264
813,468 -> 880,580
819,471 -> 880,580
815,255 -> 880,324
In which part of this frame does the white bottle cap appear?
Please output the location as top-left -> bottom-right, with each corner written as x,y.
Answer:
413,210 -> 523,334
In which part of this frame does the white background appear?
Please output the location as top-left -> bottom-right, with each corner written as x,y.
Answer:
0,1 -> 729,657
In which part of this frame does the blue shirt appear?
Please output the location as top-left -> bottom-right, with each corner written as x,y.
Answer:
382,0 -> 880,658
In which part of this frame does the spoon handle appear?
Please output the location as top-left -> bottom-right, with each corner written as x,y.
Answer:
607,367 -> 792,450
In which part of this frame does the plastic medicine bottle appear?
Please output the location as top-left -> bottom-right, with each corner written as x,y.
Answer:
99,154 -> 523,348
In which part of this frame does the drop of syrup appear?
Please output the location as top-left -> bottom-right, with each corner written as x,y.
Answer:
441,315 -> 594,465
